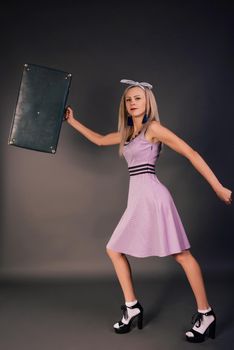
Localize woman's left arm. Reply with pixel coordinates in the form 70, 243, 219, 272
150, 121, 232, 205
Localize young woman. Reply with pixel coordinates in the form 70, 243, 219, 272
64, 79, 232, 343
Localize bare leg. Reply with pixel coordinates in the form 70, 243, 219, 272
106, 248, 137, 302
172, 249, 210, 309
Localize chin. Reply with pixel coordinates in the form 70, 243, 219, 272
131, 111, 144, 117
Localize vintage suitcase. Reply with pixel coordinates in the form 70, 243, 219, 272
8, 63, 72, 154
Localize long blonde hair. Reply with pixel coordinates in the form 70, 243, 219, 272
118, 86, 163, 157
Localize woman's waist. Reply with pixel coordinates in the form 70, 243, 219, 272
128, 162, 156, 177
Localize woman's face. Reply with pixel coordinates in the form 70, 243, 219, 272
125, 86, 146, 118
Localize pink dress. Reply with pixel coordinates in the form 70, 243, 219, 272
106, 124, 191, 257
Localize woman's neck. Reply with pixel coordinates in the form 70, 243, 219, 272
132, 115, 145, 133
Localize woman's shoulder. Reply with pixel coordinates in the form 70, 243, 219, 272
147, 119, 164, 133
145, 120, 162, 143
149, 119, 161, 127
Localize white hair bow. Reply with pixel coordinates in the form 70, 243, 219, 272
120, 79, 153, 90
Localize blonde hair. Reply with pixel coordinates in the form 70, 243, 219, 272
118, 86, 163, 157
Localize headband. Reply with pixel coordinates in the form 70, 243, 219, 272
120, 79, 153, 90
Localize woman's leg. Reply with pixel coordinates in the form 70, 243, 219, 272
106, 248, 137, 302
172, 249, 210, 309
106, 248, 144, 333
173, 249, 217, 342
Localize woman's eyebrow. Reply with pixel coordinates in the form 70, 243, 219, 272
126, 95, 141, 98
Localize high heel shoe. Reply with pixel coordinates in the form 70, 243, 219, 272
113, 301, 144, 334
185, 307, 216, 343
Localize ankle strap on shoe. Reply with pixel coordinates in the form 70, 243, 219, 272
191, 309, 214, 327
121, 301, 142, 319
201, 309, 214, 316
126, 301, 142, 310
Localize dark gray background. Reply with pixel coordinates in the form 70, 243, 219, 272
0, 1, 233, 349
1, 0, 233, 278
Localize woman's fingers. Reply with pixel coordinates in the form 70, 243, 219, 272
63, 106, 75, 124
228, 191, 232, 204
216, 186, 232, 205
223, 188, 232, 205
64, 106, 73, 120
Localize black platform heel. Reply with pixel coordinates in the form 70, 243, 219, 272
185, 308, 216, 343
114, 301, 144, 334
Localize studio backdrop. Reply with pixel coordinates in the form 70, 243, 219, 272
0, 0, 233, 280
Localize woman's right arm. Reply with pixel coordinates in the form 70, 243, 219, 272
64, 106, 121, 146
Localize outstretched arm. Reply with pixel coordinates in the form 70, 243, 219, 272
149, 121, 232, 205
64, 106, 120, 146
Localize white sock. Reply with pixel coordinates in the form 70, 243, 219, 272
198, 306, 212, 313
126, 300, 137, 307
186, 306, 215, 337
113, 300, 140, 329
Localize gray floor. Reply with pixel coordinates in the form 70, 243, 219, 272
0, 273, 233, 350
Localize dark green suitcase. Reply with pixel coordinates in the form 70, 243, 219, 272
8, 63, 72, 154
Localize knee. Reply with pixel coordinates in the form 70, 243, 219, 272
172, 249, 193, 265
106, 247, 123, 260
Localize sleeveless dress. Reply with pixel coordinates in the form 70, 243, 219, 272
106, 124, 191, 257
